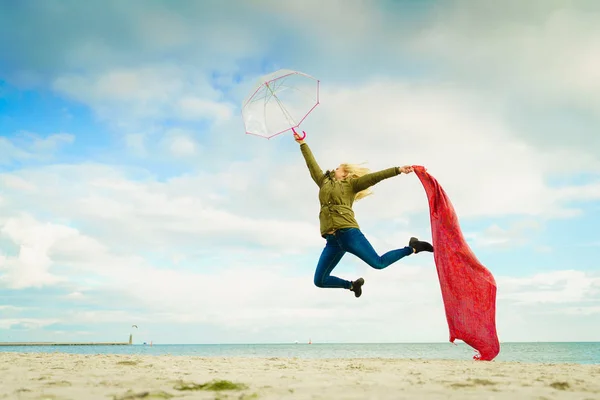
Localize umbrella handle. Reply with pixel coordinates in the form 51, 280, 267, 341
292, 127, 306, 140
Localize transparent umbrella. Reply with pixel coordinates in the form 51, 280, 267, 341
241, 69, 320, 140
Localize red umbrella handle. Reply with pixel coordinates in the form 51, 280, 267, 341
292, 127, 306, 140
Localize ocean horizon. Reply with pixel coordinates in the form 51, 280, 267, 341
1, 341, 598, 365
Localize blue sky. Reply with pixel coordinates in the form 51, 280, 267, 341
1, 0, 599, 345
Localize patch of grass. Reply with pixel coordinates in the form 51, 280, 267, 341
45, 380, 72, 387
470, 378, 496, 386
148, 392, 173, 399
173, 379, 248, 392
204, 380, 247, 391
550, 381, 570, 390
347, 363, 365, 370
450, 382, 474, 388
116, 360, 139, 366
113, 390, 174, 400
450, 378, 497, 389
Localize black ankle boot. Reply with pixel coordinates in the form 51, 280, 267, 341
409, 237, 434, 253
350, 278, 364, 298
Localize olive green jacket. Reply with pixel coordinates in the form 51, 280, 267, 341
300, 143, 400, 237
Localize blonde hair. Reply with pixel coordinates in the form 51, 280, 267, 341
340, 163, 372, 201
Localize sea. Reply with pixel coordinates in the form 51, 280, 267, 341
1, 342, 599, 364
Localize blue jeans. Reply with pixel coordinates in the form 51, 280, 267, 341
313, 228, 413, 289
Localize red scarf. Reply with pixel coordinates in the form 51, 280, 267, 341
413, 166, 500, 361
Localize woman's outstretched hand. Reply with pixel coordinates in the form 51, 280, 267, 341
398, 165, 414, 174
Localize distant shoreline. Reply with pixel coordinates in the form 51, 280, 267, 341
2, 341, 598, 345
0, 342, 130, 346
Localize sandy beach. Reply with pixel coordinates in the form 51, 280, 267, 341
1, 353, 599, 400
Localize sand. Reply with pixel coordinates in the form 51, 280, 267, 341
1, 353, 599, 400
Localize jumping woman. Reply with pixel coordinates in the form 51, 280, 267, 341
294, 131, 433, 298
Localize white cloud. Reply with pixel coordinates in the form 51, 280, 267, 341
0, 132, 74, 165
0, 138, 27, 164
0, 175, 36, 192
497, 270, 600, 305
0, 305, 25, 311
0, 163, 324, 262
176, 97, 233, 122
404, 0, 600, 120
0, 214, 73, 288
556, 183, 600, 203
52, 64, 235, 131
557, 306, 600, 316
168, 135, 197, 157
255, 0, 385, 51
131, 6, 192, 51
163, 128, 200, 157
29, 133, 75, 152
0, 318, 59, 330
466, 219, 542, 249
54, 65, 184, 104
124, 133, 147, 156
1, 211, 598, 343
1, 213, 333, 331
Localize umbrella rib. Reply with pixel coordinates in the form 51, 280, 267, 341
263, 85, 269, 134
267, 82, 296, 126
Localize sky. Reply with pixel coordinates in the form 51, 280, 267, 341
0, 0, 599, 346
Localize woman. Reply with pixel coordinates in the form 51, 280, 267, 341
295, 132, 433, 298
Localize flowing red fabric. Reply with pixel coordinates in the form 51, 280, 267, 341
413, 165, 500, 361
